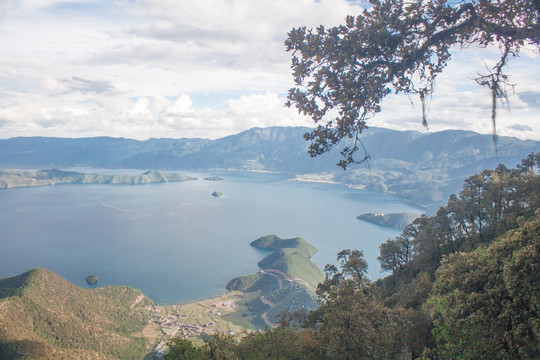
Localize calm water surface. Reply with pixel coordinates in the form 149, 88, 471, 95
0, 170, 420, 303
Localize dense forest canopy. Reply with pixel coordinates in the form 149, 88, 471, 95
165, 154, 539, 359
285, 0, 540, 168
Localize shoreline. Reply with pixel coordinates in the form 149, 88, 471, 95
0, 168, 196, 189
291, 173, 366, 190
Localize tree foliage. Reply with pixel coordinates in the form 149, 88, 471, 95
378, 153, 540, 280
375, 153, 540, 356
428, 212, 540, 359
377, 231, 414, 272
165, 339, 203, 360
315, 249, 369, 301
286, 0, 540, 168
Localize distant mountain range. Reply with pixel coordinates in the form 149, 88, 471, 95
1, 126, 538, 210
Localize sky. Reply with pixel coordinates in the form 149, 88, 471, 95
0, 0, 539, 141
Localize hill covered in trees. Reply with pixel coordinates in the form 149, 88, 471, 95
0, 269, 154, 359
164, 153, 540, 359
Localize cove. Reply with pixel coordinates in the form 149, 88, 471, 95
0, 170, 420, 304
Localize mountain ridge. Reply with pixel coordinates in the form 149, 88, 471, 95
0, 268, 153, 359
1, 126, 538, 210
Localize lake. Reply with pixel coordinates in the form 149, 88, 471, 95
0, 170, 421, 304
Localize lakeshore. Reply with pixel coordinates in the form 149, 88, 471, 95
291, 173, 366, 190
0, 170, 413, 303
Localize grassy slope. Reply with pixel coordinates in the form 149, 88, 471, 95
257, 248, 324, 289
0, 269, 153, 360
250, 234, 318, 256
251, 235, 323, 289
226, 235, 325, 328
226, 273, 278, 293
229, 235, 324, 292
265, 282, 319, 320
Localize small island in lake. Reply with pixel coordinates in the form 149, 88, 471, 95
85, 274, 98, 285
204, 176, 224, 181
212, 191, 223, 197
356, 212, 421, 230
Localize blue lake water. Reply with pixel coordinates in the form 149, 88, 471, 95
0, 170, 420, 304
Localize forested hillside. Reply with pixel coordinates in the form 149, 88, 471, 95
165, 153, 540, 359
0, 269, 153, 359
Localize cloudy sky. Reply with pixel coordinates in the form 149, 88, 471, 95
0, 0, 539, 141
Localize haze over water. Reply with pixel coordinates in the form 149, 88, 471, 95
0, 170, 420, 304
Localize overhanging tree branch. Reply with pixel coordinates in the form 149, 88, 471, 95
286, 0, 540, 169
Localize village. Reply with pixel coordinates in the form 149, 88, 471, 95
145, 298, 241, 356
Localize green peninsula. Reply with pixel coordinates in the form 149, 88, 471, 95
0, 169, 196, 188
356, 211, 420, 230
226, 235, 324, 328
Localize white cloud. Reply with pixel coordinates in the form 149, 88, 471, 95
0, 90, 312, 139
5, 0, 101, 11
0, 0, 363, 139
0, 0, 538, 141
167, 95, 193, 114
